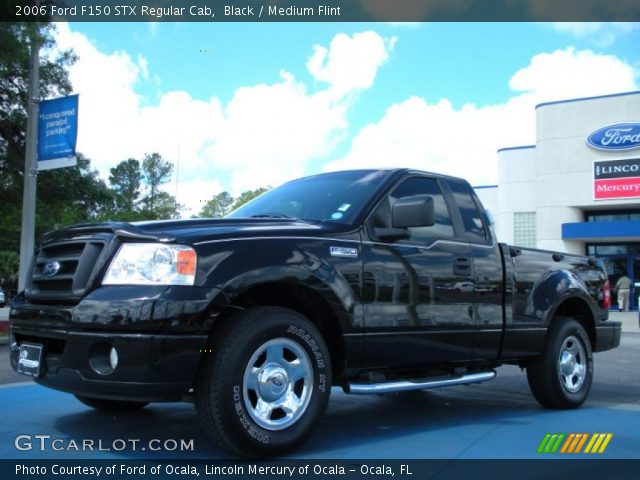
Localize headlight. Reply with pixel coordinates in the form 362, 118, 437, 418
102, 243, 197, 286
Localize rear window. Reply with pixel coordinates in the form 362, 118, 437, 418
447, 180, 488, 242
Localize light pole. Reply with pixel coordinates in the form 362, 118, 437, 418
18, 20, 40, 291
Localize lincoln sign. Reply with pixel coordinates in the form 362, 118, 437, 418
594, 158, 640, 200
587, 122, 640, 151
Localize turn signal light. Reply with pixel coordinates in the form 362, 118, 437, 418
177, 249, 197, 276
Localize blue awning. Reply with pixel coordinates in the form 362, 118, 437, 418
562, 221, 640, 241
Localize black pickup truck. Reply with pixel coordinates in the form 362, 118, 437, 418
10, 168, 620, 455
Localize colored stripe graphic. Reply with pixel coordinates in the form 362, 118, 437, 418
537, 434, 551, 453
539, 433, 612, 454
598, 434, 613, 453
575, 434, 589, 453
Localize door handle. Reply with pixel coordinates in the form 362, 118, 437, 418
453, 257, 472, 277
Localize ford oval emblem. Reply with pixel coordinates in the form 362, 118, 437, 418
587, 123, 640, 151
42, 261, 61, 277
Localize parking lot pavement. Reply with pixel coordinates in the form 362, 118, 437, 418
0, 331, 638, 460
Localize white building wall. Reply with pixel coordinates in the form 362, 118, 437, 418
495, 147, 537, 245
474, 186, 497, 218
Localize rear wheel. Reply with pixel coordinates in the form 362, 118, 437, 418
526, 317, 593, 409
195, 306, 332, 456
74, 395, 149, 412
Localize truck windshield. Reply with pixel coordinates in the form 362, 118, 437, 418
227, 170, 391, 224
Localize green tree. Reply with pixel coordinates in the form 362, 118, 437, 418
141, 152, 173, 216
138, 152, 181, 219
109, 158, 141, 216
200, 191, 234, 218
35, 153, 113, 233
231, 187, 270, 211
0, 250, 19, 295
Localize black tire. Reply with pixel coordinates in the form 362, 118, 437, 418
526, 317, 593, 409
195, 306, 332, 456
74, 395, 149, 412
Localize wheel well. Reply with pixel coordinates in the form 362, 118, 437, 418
551, 297, 596, 348
216, 282, 345, 376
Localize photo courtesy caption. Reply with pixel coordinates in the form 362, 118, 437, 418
16, 463, 413, 476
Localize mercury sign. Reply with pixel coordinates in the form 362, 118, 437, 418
586, 123, 640, 151
37, 94, 78, 170
593, 158, 640, 200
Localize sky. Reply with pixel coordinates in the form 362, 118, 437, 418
53, 22, 640, 216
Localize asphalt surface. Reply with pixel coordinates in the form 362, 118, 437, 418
0, 311, 637, 459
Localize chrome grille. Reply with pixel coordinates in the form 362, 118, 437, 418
27, 240, 106, 301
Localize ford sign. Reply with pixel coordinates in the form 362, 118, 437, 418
587, 123, 640, 151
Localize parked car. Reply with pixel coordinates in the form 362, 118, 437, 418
10, 168, 621, 456
0, 290, 5, 308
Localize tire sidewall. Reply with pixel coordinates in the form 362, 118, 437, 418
549, 320, 593, 406
218, 310, 331, 454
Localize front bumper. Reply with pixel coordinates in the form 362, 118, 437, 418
10, 327, 208, 402
594, 320, 622, 352
9, 285, 221, 402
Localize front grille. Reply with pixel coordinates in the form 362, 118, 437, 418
27, 239, 107, 301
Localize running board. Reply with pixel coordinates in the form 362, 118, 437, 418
343, 370, 496, 394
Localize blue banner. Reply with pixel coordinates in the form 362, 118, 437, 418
37, 94, 79, 170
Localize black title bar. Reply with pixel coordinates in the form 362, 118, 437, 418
4, 0, 640, 22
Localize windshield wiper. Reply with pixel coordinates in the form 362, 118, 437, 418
250, 213, 295, 219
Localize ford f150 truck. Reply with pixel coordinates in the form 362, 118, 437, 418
10, 168, 621, 456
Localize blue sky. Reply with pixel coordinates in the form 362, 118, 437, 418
57, 22, 640, 214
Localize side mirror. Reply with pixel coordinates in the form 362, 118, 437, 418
392, 195, 434, 228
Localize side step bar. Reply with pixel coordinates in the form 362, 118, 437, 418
343, 370, 496, 395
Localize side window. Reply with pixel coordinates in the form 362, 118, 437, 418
447, 180, 488, 242
388, 177, 454, 243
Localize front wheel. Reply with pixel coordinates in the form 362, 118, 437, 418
195, 306, 332, 456
526, 317, 593, 409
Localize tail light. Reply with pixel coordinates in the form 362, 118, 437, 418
601, 280, 611, 310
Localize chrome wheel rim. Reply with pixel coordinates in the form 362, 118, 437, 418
558, 335, 587, 393
242, 338, 313, 431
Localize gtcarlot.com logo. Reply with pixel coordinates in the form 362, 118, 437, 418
537, 433, 613, 454
14, 435, 194, 452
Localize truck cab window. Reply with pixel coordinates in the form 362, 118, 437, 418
382, 177, 454, 243
447, 180, 488, 242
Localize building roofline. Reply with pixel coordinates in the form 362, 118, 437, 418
536, 90, 640, 110
497, 145, 536, 153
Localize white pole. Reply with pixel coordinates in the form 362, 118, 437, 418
18, 20, 40, 292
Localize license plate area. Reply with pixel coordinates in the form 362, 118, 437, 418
17, 343, 43, 377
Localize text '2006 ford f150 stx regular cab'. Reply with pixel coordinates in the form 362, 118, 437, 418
10, 169, 621, 455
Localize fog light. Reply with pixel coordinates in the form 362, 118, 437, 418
109, 347, 118, 370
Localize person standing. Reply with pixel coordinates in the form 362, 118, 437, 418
614, 274, 632, 312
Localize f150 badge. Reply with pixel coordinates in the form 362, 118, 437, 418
330, 246, 358, 258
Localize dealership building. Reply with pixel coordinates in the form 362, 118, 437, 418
473, 90, 640, 308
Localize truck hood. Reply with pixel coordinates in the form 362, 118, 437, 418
41, 218, 354, 245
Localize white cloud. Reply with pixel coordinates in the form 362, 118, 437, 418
549, 22, 640, 46
306, 31, 396, 100
53, 26, 394, 216
326, 47, 639, 186
509, 47, 638, 100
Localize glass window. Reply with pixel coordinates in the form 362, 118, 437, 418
227, 170, 390, 224
447, 180, 488, 242
586, 211, 640, 222
513, 212, 537, 249
386, 177, 454, 243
